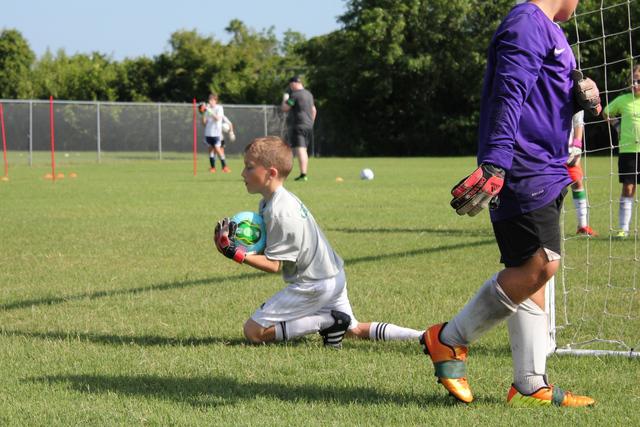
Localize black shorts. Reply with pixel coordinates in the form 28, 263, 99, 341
205, 136, 224, 147
289, 128, 313, 148
492, 192, 565, 268
618, 153, 640, 184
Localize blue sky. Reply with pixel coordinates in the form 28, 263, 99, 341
1, 0, 346, 60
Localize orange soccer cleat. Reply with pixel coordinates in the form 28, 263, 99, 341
420, 323, 473, 403
210, 167, 216, 173
577, 225, 598, 237
507, 384, 595, 407
222, 166, 231, 173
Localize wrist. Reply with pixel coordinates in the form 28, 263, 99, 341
481, 163, 505, 177
572, 138, 583, 149
232, 246, 246, 264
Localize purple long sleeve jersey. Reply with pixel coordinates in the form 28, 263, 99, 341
477, 3, 574, 222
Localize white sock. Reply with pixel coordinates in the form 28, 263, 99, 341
619, 197, 633, 232
369, 322, 422, 341
508, 298, 549, 394
572, 190, 588, 228
441, 274, 518, 347
274, 314, 334, 341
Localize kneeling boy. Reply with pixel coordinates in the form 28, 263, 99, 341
214, 136, 421, 348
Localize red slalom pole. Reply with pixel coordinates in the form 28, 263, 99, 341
0, 103, 8, 180
192, 98, 197, 176
49, 96, 56, 181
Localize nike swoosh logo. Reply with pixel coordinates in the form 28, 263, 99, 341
554, 48, 566, 56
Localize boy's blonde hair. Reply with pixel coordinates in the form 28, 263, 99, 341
244, 136, 293, 178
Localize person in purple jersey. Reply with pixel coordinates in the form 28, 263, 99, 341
420, 0, 601, 407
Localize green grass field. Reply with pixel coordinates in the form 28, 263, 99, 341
1, 156, 638, 426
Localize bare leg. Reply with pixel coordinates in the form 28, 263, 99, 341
295, 146, 308, 175
622, 182, 636, 198
497, 248, 559, 307
243, 319, 276, 344
347, 323, 370, 338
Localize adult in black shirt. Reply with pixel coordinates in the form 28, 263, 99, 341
281, 76, 316, 181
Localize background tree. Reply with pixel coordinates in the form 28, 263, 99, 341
1, 2, 638, 156
31, 50, 119, 100
0, 29, 35, 98
301, 0, 515, 156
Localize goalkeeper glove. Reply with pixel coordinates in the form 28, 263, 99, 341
571, 70, 602, 116
214, 218, 246, 264
450, 164, 505, 216
282, 93, 290, 103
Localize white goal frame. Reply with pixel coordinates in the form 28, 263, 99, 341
546, 278, 640, 358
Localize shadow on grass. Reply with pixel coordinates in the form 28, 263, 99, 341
346, 239, 494, 266
1, 329, 250, 347
1, 240, 493, 312
0, 272, 263, 312
1, 327, 511, 359
31, 373, 495, 407
329, 227, 494, 237
347, 339, 512, 358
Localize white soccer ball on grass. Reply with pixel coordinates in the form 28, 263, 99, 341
360, 168, 374, 180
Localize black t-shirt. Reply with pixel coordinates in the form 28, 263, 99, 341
286, 89, 314, 130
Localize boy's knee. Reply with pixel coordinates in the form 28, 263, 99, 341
243, 320, 266, 344
511, 253, 559, 292
537, 259, 559, 283
529, 261, 558, 291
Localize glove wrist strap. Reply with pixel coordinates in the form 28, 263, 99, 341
233, 247, 246, 264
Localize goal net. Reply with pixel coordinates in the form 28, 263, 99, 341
550, 0, 640, 357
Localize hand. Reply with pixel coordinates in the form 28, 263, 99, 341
282, 93, 290, 103
571, 70, 602, 116
567, 145, 582, 167
228, 130, 236, 143
450, 164, 505, 216
214, 218, 246, 263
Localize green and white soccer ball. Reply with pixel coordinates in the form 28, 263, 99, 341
231, 211, 266, 254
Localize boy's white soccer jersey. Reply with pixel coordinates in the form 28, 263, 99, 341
259, 186, 344, 283
204, 105, 224, 137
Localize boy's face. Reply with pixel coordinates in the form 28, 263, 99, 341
556, 0, 579, 22
633, 69, 640, 95
241, 154, 273, 194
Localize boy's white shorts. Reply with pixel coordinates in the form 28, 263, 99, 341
250, 269, 358, 329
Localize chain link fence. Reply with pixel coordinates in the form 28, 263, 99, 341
0, 100, 301, 165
